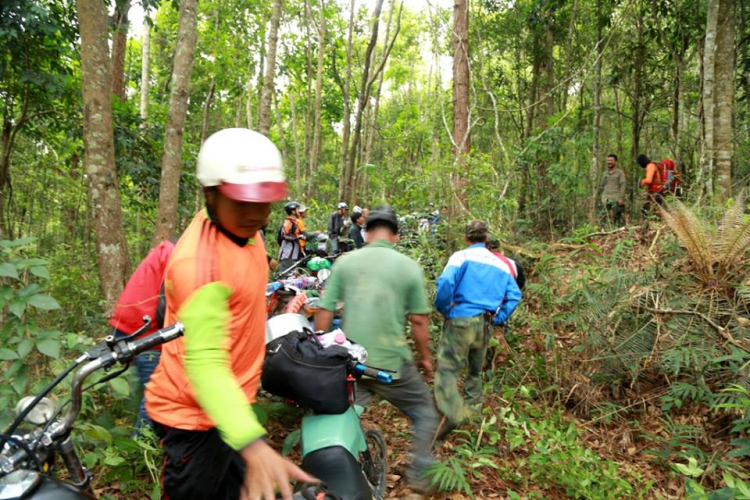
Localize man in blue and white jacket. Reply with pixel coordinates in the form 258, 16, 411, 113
433, 220, 522, 438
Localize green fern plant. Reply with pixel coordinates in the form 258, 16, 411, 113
427, 457, 473, 497
660, 191, 750, 287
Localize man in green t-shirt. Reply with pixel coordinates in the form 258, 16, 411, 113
315, 206, 439, 492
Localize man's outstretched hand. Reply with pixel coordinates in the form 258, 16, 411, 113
240, 439, 318, 500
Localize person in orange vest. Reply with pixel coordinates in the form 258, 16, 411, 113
637, 154, 664, 214
298, 205, 309, 253
145, 129, 315, 500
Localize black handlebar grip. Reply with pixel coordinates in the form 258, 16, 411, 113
127, 323, 184, 356
362, 366, 381, 379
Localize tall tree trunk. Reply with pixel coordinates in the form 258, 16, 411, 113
303, 0, 314, 165
336, 0, 356, 201
140, 25, 150, 119
632, 9, 645, 165
308, 0, 326, 196
152, 0, 198, 246
76, 0, 131, 305
111, 0, 131, 100
452, 0, 470, 212
342, 0, 399, 204
589, 0, 604, 223
364, 0, 396, 170
712, 0, 735, 200
258, 0, 284, 136
699, 0, 735, 200
561, 0, 579, 111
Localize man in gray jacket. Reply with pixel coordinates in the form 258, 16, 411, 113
601, 154, 626, 227
327, 202, 349, 254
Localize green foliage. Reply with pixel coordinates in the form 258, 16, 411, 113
429, 385, 642, 499
0, 237, 67, 427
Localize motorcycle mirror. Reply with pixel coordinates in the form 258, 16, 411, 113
15, 396, 58, 425
317, 269, 331, 282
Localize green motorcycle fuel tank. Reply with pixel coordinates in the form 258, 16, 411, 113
301, 405, 366, 457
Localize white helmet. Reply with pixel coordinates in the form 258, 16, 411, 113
337, 202, 348, 210
197, 128, 287, 202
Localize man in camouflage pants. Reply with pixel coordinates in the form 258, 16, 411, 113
433, 221, 522, 439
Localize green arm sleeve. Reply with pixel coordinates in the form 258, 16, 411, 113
179, 281, 266, 450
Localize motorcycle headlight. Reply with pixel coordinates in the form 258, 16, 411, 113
14, 397, 57, 426
0, 470, 41, 500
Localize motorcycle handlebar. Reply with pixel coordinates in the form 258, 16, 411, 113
1, 324, 185, 473
58, 323, 184, 438
353, 364, 393, 384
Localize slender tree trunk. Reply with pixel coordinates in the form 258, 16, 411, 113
274, 94, 289, 161
561, 0, 579, 111
256, 49, 265, 129
245, 59, 255, 129
200, 79, 216, 144
235, 95, 242, 127
76, 0, 131, 305
152, 0, 198, 246
452, 0, 470, 212
303, 0, 314, 164
589, 0, 604, 222
258, 0, 284, 136
111, 0, 131, 100
309, 0, 326, 193
671, 59, 683, 169
337, 0, 356, 201
632, 10, 645, 164
289, 92, 302, 196
140, 25, 150, 119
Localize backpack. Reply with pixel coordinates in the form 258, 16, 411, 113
658, 158, 681, 194
493, 252, 526, 290
277, 217, 299, 245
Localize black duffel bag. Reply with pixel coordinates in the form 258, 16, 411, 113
261, 330, 352, 414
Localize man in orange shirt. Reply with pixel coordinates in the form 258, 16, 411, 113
637, 153, 664, 214
145, 128, 315, 500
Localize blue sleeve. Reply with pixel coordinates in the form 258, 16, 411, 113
435, 265, 459, 316
493, 274, 522, 325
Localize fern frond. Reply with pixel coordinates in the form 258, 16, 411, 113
661, 200, 714, 283
716, 190, 750, 271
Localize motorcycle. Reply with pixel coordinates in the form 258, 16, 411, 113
267, 253, 340, 319
265, 314, 392, 500
0, 320, 184, 499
